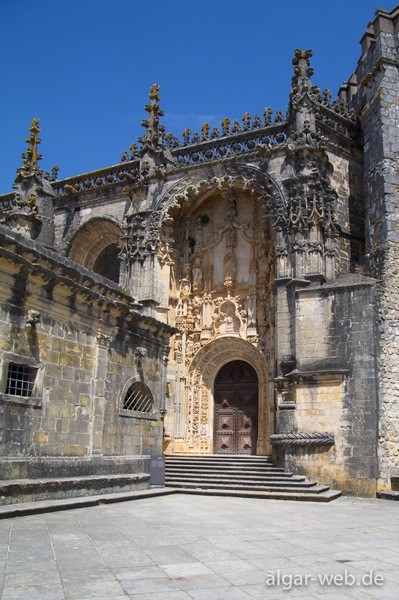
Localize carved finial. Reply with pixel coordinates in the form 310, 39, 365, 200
26, 118, 42, 170
252, 115, 262, 129
231, 120, 241, 134
289, 49, 323, 127
292, 49, 313, 82
201, 123, 210, 141
323, 89, 332, 105
149, 83, 160, 102
182, 128, 191, 145
17, 118, 43, 180
165, 133, 180, 148
263, 108, 272, 125
210, 126, 220, 139
221, 118, 230, 136
274, 109, 284, 123
130, 143, 139, 157
51, 165, 59, 181
6, 118, 56, 245
136, 84, 176, 177
242, 113, 251, 130
140, 83, 164, 135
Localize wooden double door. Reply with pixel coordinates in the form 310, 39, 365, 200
214, 360, 258, 455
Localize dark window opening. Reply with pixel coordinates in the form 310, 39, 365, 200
93, 244, 120, 283
5, 363, 37, 397
123, 382, 154, 413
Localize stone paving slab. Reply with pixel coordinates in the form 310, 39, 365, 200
0, 494, 398, 599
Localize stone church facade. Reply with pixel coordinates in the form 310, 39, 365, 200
0, 5, 398, 498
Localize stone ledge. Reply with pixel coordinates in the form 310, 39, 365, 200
0, 473, 150, 505
0, 454, 151, 479
0, 487, 177, 519
377, 491, 399, 501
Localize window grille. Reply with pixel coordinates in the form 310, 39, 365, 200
5, 363, 37, 397
123, 382, 154, 413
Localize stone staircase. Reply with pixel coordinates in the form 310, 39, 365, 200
165, 455, 342, 502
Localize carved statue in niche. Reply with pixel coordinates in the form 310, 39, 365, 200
180, 277, 191, 301
224, 195, 238, 227
173, 337, 183, 364
223, 249, 236, 289
222, 194, 239, 289
213, 299, 241, 336
191, 296, 202, 330
177, 262, 191, 318
191, 254, 203, 292
203, 264, 213, 291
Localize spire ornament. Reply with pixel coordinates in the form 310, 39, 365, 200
16, 117, 43, 182
1, 118, 55, 246
137, 83, 176, 179
287, 49, 323, 135
292, 49, 314, 94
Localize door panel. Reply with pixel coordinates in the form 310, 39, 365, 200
214, 361, 258, 455
214, 390, 236, 453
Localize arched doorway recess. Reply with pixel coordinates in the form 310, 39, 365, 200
183, 336, 272, 455
214, 360, 258, 455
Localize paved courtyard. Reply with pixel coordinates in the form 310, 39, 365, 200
0, 494, 398, 599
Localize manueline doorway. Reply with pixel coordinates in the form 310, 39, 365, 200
213, 360, 258, 454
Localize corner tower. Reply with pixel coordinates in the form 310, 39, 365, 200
341, 5, 399, 491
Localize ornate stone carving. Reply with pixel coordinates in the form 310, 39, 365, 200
1, 118, 56, 245
270, 432, 335, 447
26, 310, 41, 327
166, 174, 276, 454
134, 346, 148, 359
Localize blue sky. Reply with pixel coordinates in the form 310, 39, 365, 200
0, 0, 389, 193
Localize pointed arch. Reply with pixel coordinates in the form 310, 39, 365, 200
156, 163, 287, 226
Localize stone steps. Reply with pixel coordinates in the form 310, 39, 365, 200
166, 471, 305, 482
177, 487, 342, 502
166, 463, 285, 473
168, 480, 329, 493
165, 455, 342, 502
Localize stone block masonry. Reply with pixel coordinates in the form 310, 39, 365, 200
0, 224, 174, 484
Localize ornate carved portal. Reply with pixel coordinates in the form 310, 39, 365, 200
165, 183, 275, 455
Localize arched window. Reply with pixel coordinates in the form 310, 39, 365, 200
67, 219, 122, 280
93, 244, 120, 283
123, 382, 154, 413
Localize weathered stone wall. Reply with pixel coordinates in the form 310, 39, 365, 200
53, 188, 127, 254
328, 152, 365, 274
0, 225, 171, 480
102, 342, 164, 456
276, 277, 378, 496
349, 7, 399, 490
